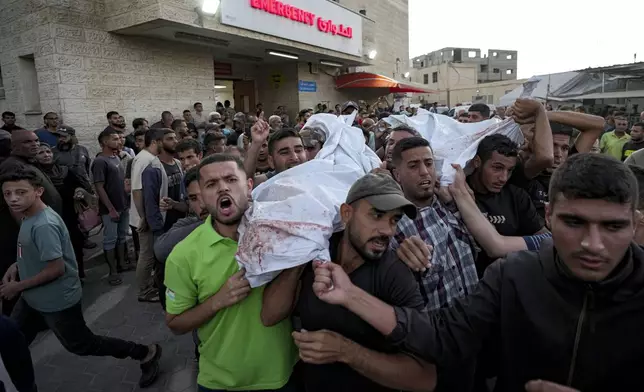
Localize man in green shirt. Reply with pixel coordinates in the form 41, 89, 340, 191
600, 115, 631, 160
164, 153, 297, 392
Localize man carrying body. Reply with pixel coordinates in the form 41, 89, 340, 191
261, 173, 435, 392
312, 153, 644, 392
245, 125, 307, 188
164, 154, 297, 391
467, 104, 491, 123
467, 134, 545, 276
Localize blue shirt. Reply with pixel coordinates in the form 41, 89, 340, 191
17, 207, 81, 312
35, 129, 58, 147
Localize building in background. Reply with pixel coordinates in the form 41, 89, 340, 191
412, 47, 518, 83
0, 0, 413, 147
408, 47, 520, 107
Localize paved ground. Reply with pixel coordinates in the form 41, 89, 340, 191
30, 245, 198, 392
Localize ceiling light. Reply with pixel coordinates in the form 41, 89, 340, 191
368, 50, 377, 60
214, 85, 226, 89
320, 60, 343, 67
403, 72, 410, 78
268, 50, 299, 60
201, 0, 220, 15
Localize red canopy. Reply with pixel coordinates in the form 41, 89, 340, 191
335, 72, 436, 94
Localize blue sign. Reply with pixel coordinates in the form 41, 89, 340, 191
298, 80, 317, 92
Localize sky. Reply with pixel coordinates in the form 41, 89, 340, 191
408, 0, 643, 79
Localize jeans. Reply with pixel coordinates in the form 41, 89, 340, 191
136, 230, 157, 297
197, 377, 299, 392
0, 315, 37, 392
11, 298, 148, 361
101, 209, 129, 251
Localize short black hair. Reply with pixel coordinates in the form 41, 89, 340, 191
171, 119, 185, 132
550, 121, 574, 137
469, 103, 491, 118
224, 100, 231, 107
392, 137, 431, 165
43, 112, 57, 121
0, 167, 44, 189
550, 153, 638, 212
133, 129, 147, 138
197, 153, 245, 181
390, 125, 420, 137
183, 110, 191, 114
106, 111, 119, 119
177, 138, 201, 155
161, 111, 172, 118
183, 166, 199, 189
144, 128, 167, 147
2, 111, 15, 118
132, 118, 147, 129
98, 127, 118, 145
476, 134, 519, 163
633, 122, 644, 129
203, 132, 226, 147
268, 128, 302, 155
194, 102, 202, 108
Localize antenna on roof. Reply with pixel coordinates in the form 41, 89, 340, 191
635, 53, 637, 63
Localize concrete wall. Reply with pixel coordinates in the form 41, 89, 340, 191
414, 79, 526, 107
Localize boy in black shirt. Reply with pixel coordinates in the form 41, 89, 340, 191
467, 134, 545, 276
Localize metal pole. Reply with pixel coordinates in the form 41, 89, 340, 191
601, 72, 605, 93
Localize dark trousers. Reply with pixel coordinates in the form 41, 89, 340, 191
66, 218, 85, 278
0, 315, 37, 392
154, 260, 166, 311
11, 298, 148, 361
130, 225, 140, 262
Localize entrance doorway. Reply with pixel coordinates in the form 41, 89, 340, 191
233, 80, 256, 113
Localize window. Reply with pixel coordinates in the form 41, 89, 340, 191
432, 72, 438, 83
451, 50, 454, 56
492, 52, 498, 57
0, 66, 4, 100
18, 55, 41, 113
493, 68, 500, 73
421, 61, 424, 67
440, 52, 443, 56
506, 54, 513, 60
468, 51, 477, 58
506, 69, 514, 75
480, 64, 488, 72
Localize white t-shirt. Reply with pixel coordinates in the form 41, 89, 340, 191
129, 149, 157, 228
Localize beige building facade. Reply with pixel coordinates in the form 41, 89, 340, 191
409, 62, 525, 107
0, 0, 409, 147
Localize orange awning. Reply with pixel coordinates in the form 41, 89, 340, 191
335, 72, 437, 94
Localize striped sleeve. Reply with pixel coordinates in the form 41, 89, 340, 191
523, 233, 553, 251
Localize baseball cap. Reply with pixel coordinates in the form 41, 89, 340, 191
346, 173, 417, 219
299, 127, 326, 148
55, 126, 76, 136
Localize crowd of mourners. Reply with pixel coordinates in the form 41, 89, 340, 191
1, 96, 644, 392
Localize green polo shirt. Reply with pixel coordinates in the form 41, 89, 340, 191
600, 131, 631, 161
164, 216, 297, 390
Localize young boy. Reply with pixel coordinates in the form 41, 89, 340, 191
0, 168, 162, 388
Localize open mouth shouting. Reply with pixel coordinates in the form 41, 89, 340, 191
218, 195, 235, 217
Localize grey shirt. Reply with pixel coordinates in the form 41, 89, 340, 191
91, 155, 126, 215
17, 207, 82, 312
153, 215, 202, 264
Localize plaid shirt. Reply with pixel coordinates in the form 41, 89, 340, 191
391, 197, 479, 311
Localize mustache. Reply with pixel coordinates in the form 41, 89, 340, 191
369, 236, 390, 244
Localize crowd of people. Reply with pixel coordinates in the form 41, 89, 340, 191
1, 97, 644, 392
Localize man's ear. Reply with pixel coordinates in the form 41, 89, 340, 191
340, 203, 353, 226
472, 156, 481, 170
392, 167, 401, 183
545, 201, 552, 229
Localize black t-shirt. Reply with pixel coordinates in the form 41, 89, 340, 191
622, 140, 644, 161
294, 231, 424, 392
91, 155, 126, 215
470, 182, 544, 276
162, 161, 184, 232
